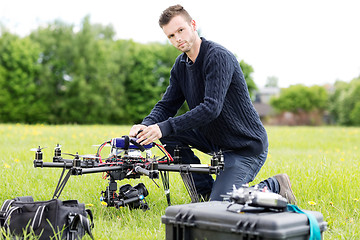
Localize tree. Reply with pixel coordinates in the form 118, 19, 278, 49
239, 60, 257, 99
0, 16, 259, 124
122, 42, 179, 123
329, 78, 360, 125
29, 20, 77, 123
265, 76, 279, 88
270, 84, 328, 113
350, 102, 360, 126
0, 32, 46, 123
30, 16, 124, 124
60, 16, 122, 124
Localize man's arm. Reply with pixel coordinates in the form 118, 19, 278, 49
131, 50, 236, 144
154, 50, 235, 137
129, 64, 184, 143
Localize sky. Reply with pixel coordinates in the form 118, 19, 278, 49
1, 0, 360, 88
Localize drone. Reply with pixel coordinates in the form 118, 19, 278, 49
223, 184, 288, 212
33, 136, 224, 210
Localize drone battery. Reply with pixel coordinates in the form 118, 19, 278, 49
162, 201, 327, 240
111, 137, 152, 149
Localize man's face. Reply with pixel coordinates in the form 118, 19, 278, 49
162, 15, 197, 53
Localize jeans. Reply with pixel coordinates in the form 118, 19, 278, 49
160, 129, 279, 201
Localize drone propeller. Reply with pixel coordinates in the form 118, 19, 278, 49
30, 146, 47, 152
81, 154, 100, 159
32, 146, 47, 161
62, 152, 100, 159
62, 152, 81, 158
54, 144, 62, 149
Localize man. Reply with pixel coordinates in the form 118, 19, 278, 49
129, 4, 296, 203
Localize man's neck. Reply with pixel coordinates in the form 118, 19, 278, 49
186, 36, 202, 63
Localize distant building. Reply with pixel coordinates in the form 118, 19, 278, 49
253, 87, 280, 120
254, 87, 280, 104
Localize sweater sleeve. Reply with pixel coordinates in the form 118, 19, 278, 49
157, 49, 235, 137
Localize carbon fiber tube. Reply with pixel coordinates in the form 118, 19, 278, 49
158, 164, 219, 174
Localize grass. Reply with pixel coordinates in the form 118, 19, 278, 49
0, 124, 359, 239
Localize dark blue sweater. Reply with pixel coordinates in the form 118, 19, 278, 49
142, 38, 268, 156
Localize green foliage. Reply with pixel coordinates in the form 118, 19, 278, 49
240, 60, 257, 99
350, 102, 360, 125
28, 17, 125, 124
29, 19, 77, 123
329, 78, 360, 126
270, 84, 328, 113
0, 32, 46, 123
265, 76, 279, 88
122, 42, 179, 123
0, 17, 256, 124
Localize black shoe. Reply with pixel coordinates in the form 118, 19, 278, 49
274, 174, 297, 205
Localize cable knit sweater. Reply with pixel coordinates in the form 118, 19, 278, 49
142, 38, 268, 157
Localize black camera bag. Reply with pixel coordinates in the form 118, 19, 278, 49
0, 196, 94, 240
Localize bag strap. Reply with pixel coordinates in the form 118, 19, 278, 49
1, 197, 35, 226
3, 204, 47, 231
3, 206, 20, 229
31, 205, 47, 230
85, 209, 94, 229
1, 199, 15, 212
68, 210, 94, 240
0, 199, 14, 226
1, 196, 34, 213
287, 204, 321, 240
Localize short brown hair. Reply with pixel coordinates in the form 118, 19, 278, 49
158, 4, 192, 28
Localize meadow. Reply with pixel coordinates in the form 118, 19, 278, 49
0, 124, 359, 239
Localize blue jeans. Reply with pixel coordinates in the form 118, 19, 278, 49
160, 129, 279, 201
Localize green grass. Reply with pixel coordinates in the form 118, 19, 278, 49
0, 124, 359, 239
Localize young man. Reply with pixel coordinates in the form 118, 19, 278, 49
129, 4, 296, 203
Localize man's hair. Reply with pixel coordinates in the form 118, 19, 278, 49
158, 4, 192, 28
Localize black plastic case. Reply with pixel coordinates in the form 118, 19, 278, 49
162, 201, 327, 240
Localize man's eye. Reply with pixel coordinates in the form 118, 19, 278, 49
179, 29, 183, 32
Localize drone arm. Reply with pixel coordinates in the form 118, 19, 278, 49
158, 164, 220, 174
34, 161, 73, 169
79, 166, 123, 175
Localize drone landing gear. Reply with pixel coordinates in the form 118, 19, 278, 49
52, 166, 73, 199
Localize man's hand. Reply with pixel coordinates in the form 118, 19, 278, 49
129, 124, 147, 137
136, 124, 162, 145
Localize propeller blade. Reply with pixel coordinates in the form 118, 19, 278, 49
30, 146, 47, 151
54, 144, 62, 149
81, 154, 100, 159
62, 152, 78, 157
62, 152, 99, 159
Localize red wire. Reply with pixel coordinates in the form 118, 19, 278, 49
97, 140, 111, 163
154, 143, 174, 163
